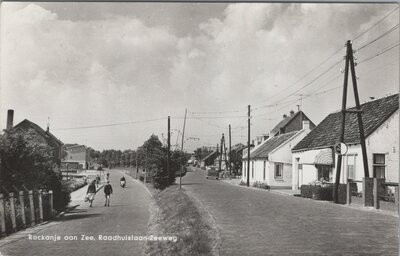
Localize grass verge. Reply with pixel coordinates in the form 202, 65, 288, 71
144, 185, 220, 256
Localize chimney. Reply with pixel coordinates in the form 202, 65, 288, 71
302, 120, 310, 131
283, 114, 287, 119
6, 109, 14, 130
290, 110, 295, 116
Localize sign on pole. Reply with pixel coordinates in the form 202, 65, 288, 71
335, 142, 348, 156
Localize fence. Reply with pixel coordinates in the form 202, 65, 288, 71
346, 178, 399, 214
0, 190, 53, 237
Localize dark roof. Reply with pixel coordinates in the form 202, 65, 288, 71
202, 151, 218, 161
14, 119, 63, 146
245, 131, 298, 159
293, 94, 399, 152
270, 111, 314, 135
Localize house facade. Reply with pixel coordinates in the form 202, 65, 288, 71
62, 144, 92, 170
291, 94, 399, 190
242, 120, 313, 188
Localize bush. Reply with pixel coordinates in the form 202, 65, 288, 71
300, 184, 333, 201
62, 178, 87, 193
253, 181, 270, 190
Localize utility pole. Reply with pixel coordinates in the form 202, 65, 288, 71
167, 116, 171, 185
219, 134, 223, 172
229, 124, 232, 175
224, 137, 227, 174
179, 109, 187, 190
136, 150, 138, 179
247, 105, 251, 187
333, 40, 369, 203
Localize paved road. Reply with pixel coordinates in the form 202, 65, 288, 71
183, 169, 399, 256
0, 170, 152, 256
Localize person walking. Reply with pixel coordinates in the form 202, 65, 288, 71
104, 180, 113, 207
86, 180, 97, 207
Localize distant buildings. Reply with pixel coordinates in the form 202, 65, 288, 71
61, 144, 93, 170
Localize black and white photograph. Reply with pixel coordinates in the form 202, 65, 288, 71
0, 1, 398, 255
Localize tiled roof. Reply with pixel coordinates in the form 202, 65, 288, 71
292, 94, 399, 151
202, 151, 218, 161
270, 111, 315, 135
245, 131, 298, 160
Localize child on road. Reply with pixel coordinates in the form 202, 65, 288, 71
86, 180, 97, 207
104, 180, 113, 207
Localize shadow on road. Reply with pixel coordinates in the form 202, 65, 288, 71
59, 213, 102, 222
183, 182, 202, 186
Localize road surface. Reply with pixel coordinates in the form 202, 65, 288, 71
0, 170, 152, 256
183, 168, 398, 256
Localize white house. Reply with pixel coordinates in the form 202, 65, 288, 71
291, 94, 399, 190
242, 120, 313, 188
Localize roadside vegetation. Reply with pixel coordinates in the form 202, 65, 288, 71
144, 186, 220, 256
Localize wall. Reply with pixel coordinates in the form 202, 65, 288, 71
268, 162, 292, 188
366, 111, 399, 183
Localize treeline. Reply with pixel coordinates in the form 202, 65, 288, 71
91, 134, 191, 190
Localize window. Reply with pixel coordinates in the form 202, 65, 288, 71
317, 165, 331, 181
347, 155, 356, 180
274, 163, 283, 179
263, 161, 266, 180
244, 161, 246, 177
251, 161, 254, 178
373, 154, 385, 178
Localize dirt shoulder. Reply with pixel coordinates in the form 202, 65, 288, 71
144, 184, 220, 256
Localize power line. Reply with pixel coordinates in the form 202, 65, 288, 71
353, 6, 399, 41
54, 117, 166, 131
358, 41, 399, 64
356, 23, 399, 51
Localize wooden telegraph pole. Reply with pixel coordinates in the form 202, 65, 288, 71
229, 124, 232, 175
333, 40, 369, 203
167, 116, 171, 184
219, 134, 223, 172
247, 105, 251, 187
179, 109, 187, 190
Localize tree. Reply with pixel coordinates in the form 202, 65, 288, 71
229, 144, 245, 175
0, 129, 70, 211
194, 147, 213, 161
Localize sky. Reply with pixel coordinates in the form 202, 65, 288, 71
1, 2, 398, 152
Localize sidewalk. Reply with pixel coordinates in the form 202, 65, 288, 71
69, 182, 104, 207
221, 178, 398, 216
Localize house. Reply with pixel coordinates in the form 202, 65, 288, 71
242, 119, 313, 188
200, 150, 219, 168
291, 94, 399, 190
61, 144, 92, 170
11, 114, 64, 168
270, 110, 316, 137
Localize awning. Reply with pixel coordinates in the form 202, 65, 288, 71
297, 148, 333, 165
314, 148, 333, 165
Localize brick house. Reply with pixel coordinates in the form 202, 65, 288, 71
291, 94, 399, 190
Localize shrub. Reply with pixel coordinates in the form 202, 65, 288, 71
300, 184, 333, 201
252, 181, 270, 190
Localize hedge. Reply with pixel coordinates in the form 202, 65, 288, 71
300, 183, 349, 204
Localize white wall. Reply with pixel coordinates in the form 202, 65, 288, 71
366, 111, 399, 183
